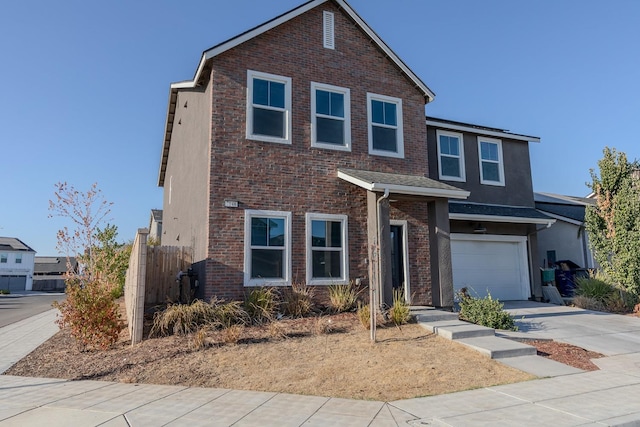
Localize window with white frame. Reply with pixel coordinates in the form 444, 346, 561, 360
367, 93, 403, 158
244, 210, 291, 286
311, 82, 350, 150
246, 70, 292, 144
436, 130, 465, 181
478, 137, 505, 186
0, 253, 6, 263
15, 254, 22, 264
306, 213, 348, 285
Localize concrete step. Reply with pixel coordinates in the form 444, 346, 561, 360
419, 320, 495, 340
456, 336, 537, 359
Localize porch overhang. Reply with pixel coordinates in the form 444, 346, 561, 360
449, 202, 556, 226
337, 168, 470, 199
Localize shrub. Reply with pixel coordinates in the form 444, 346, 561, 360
574, 274, 614, 304
328, 281, 360, 313
0, 289, 9, 295
150, 299, 216, 337
244, 287, 278, 324
281, 283, 315, 317
457, 291, 516, 331
53, 279, 124, 350
388, 290, 411, 327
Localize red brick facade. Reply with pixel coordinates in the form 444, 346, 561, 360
169, 3, 436, 304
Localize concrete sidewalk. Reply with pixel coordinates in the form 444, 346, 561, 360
1, 303, 640, 426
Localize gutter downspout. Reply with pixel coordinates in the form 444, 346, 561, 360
370, 188, 389, 342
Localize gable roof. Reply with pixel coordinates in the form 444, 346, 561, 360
0, 237, 35, 252
159, 0, 435, 186
534, 192, 595, 224
426, 116, 540, 143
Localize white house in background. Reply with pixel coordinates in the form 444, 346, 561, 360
0, 237, 36, 291
534, 192, 597, 269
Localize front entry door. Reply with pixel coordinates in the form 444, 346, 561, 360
390, 225, 405, 296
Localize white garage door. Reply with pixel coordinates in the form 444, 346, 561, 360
451, 234, 530, 301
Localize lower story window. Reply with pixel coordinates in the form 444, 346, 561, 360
244, 210, 291, 286
306, 213, 348, 285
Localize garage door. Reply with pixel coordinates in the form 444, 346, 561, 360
451, 234, 530, 301
0, 275, 27, 292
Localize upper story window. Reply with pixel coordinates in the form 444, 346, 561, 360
15, 254, 22, 264
311, 82, 351, 151
367, 93, 404, 158
478, 137, 505, 186
244, 209, 291, 286
306, 213, 349, 285
0, 254, 6, 263
436, 130, 465, 182
246, 70, 292, 144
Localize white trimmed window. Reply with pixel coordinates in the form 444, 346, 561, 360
15, 254, 22, 264
246, 70, 292, 144
367, 93, 404, 158
244, 210, 292, 286
306, 213, 348, 285
437, 130, 465, 182
0, 254, 6, 263
478, 137, 505, 186
311, 82, 351, 151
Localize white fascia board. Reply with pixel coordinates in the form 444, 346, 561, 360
200, 0, 327, 71
427, 120, 540, 143
449, 212, 555, 225
337, 171, 470, 199
535, 210, 583, 226
335, 0, 434, 102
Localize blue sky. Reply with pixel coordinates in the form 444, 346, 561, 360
1, 0, 639, 255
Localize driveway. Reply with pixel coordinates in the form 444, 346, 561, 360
0, 292, 64, 328
503, 300, 640, 356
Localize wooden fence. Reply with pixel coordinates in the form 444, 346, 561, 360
125, 228, 193, 345
145, 246, 193, 305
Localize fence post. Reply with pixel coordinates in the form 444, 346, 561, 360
125, 228, 148, 345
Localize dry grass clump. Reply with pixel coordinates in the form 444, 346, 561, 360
150, 300, 216, 337
388, 290, 412, 327
328, 281, 361, 312
244, 287, 278, 323
281, 283, 315, 317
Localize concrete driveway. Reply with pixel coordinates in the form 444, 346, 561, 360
0, 292, 64, 328
503, 301, 640, 357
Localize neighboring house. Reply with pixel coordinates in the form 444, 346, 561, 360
426, 118, 554, 301
0, 237, 36, 292
149, 209, 163, 244
534, 192, 597, 270
158, 0, 471, 308
32, 256, 78, 291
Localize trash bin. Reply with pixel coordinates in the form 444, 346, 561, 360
553, 260, 587, 297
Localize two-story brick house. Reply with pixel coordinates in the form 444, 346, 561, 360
158, 0, 471, 308
426, 117, 554, 301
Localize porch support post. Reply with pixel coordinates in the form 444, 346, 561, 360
367, 190, 393, 309
428, 198, 454, 308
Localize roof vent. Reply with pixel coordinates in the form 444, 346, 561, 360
323, 11, 335, 49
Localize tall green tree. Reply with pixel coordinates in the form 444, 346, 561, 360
585, 147, 640, 294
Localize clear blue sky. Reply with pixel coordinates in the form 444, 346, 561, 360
1, 0, 639, 256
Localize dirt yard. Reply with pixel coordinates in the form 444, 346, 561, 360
6, 308, 607, 401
